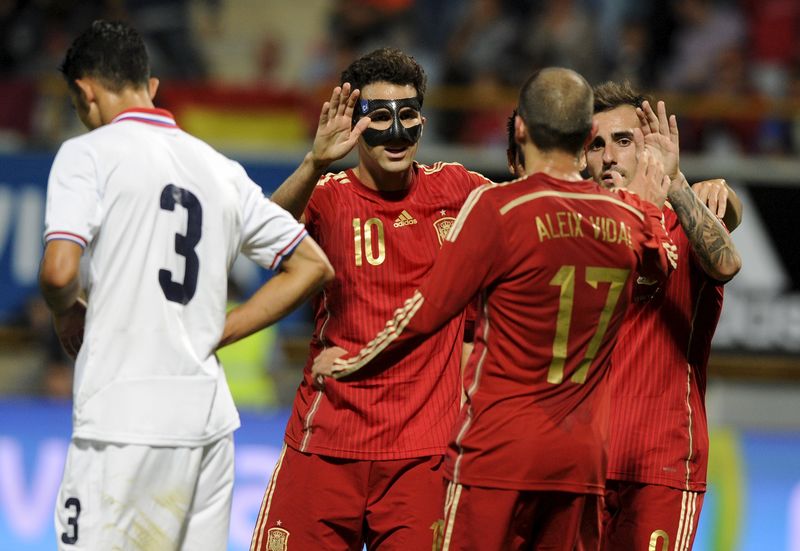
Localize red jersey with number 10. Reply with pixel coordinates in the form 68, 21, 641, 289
283, 162, 489, 459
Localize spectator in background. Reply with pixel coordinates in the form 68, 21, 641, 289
657, 0, 745, 93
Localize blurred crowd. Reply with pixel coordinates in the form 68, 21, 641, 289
0, 0, 799, 154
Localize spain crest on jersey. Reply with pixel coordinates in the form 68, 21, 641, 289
433, 216, 456, 246
267, 527, 290, 551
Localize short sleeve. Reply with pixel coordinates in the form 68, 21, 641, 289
235, 162, 308, 271
43, 138, 102, 248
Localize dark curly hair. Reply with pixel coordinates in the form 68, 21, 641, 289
341, 47, 427, 105
60, 20, 150, 94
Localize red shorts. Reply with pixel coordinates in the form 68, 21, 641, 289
602, 480, 705, 551
438, 481, 602, 551
250, 444, 445, 550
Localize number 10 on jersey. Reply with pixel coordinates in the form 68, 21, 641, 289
353, 218, 386, 266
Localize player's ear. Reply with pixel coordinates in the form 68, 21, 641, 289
73, 78, 95, 106
514, 115, 527, 145
584, 120, 598, 150
148, 77, 160, 101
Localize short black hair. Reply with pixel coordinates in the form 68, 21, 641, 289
60, 20, 150, 94
517, 68, 593, 154
593, 81, 650, 113
341, 47, 427, 106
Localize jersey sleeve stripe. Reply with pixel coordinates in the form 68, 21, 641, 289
446, 184, 494, 243
332, 290, 425, 377
499, 190, 646, 220
44, 231, 87, 248
269, 228, 308, 270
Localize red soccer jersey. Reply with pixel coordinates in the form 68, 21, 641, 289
330, 174, 676, 494
607, 205, 724, 492
283, 162, 489, 459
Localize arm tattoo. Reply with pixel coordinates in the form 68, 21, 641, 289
669, 184, 741, 281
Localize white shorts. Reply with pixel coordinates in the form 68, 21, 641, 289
54, 434, 234, 550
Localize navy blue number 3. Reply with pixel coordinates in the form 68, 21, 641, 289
159, 184, 202, 304
61, 497, 81, 544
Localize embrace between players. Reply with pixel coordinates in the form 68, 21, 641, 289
41, 21, 741, 551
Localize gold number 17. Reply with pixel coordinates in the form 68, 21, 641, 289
547, 266, 630, 384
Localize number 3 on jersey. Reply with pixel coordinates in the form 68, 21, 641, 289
353, 217, 385, 266
159, 184, 203, 304
547, 265, 630, 385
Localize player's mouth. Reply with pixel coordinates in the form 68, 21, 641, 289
601, 170, 622, 188
384, 145, 410, 160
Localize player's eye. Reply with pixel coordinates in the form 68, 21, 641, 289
618, 138, 632, 147
368, 110, 392, 122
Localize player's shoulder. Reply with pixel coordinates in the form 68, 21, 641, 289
418, 161, 490, 182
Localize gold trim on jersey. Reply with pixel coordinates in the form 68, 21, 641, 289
452, 291, 490, 484
682, 280, 706, 489
331, 291, 426, 377
499, 190, 647, 220
251, 444, 287, 551
446, 184, 495, 242
300, 391, 323, 452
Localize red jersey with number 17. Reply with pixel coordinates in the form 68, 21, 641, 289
331, 174, 677, 493
607, 205, 725, 492
283, 162, 490, 460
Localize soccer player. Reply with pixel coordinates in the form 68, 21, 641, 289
249, 47, 490, 550
312, 67, 677, 551
584, 81, 743, 551
39, 21, 333, 550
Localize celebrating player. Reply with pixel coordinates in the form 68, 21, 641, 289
39, 20, 333, 550
584, 81, 742, 550
313, 67, 677, 551
248, 47, 491, 550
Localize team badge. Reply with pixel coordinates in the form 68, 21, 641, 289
433, 216, 456, 246
266, 527, 290, 551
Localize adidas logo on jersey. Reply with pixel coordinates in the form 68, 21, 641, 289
393, 210, 418, 227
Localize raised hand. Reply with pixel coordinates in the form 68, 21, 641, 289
637, 100, 680, 180
309, 83, 371, 169
625, 127, 670, 208
691, 179, 728, 220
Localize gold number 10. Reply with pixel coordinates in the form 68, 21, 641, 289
547, 265, 630, 384
353, 218, 386, 267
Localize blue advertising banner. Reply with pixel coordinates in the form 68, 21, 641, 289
0, 399, 799, 550
0, 153, 296, 323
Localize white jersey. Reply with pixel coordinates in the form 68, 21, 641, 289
43, 108, 307, 446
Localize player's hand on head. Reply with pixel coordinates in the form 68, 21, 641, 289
310, 83, 370, 169
53, 299, 87, 360
637, 100, 680, 180
311, 346, 349, 388
691, 179, 728, 219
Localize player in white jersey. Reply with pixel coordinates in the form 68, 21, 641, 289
38, 20, 334, 550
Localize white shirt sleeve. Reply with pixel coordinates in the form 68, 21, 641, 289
43, 138, 102, 248
234, 162, 307, 270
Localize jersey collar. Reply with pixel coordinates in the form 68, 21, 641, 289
111, 108, 178, 128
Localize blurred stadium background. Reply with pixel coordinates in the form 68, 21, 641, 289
1, 0, 799, 549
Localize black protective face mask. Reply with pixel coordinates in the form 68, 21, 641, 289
356, 97, 423, 147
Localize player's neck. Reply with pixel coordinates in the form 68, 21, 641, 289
522, 147, 583, 182
102, 90, 157, 124
353, 163, 413, 192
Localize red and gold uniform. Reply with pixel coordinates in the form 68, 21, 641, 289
251, 162, 488, 550
603, 205, 724, 551
330, 174, 676, 550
